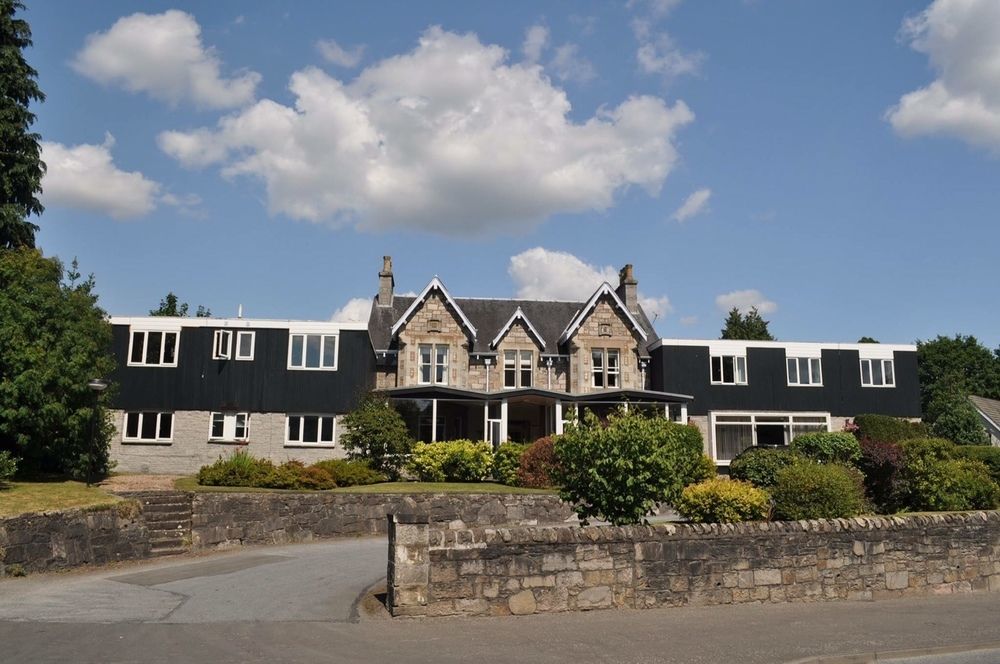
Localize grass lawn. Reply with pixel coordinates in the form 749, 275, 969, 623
0, 481, 121, 517
174, 476, 556, 495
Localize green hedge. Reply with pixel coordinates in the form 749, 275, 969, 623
492, 443, 528, 486
676, 478, 770, 523
197, 449, 384, 489
853, 414, 929, 443
407, 440, 494, 482
954, 446, 1000, 486
770, 461, 866, 520
729, 447, 798, 488
791, 431, 861, 465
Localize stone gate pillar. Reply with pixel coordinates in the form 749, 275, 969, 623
386, 513, 430, 616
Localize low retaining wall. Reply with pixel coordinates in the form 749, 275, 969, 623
0, 502, 150, 575
192, 492, 572, 549
387, 511, 1000, 617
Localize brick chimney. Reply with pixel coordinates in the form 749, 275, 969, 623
616, 263, 639, 315
378, 256, 394, 307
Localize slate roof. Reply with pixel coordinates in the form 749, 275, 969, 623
970, 395, 1000, 439
367, 290, 657, 356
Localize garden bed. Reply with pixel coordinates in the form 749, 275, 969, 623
174, 477, 556, 495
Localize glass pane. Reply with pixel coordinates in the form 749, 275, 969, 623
872, 360, 884, 386
787, 358, 798, 384
419, 346, 431, 382
130, 332, 145, 363
736, 357, 747, 383
521, 368, 532, 387
305, 335, 321, 368
235, 414, 247, 439
592, 350, 603, 370
146, 332, 162, 364
238, 333, 253, 358
715, 424, 753, 462
322, 335, 337, 367
163, 332, 177, 364
320, 417, 334, 442
291, 335, 304, 367
520, 350, 532, 366
288, 417, 300, 442
792, 424, 828, 439
504, 350, 516, 367
756, 415, 790, 423
436, 346, 448, 365
722, 356, 735, 383
883, 360, 894, 386
504, 367, 516, 388
793, 416, 828, 423
125, 412, 139, 438
711, 356, 722, 382
716, 415, 752, 423
140, 412, 157, 440
158, 413, 172, 439
607, 350, 619, 369
861, 360, 872, 385
436, 362, 447, 384
810, 358, 822, 384
593, 369, 604, 387
211, 413, 225, 438
607, 372, 618, 388
303, 416, 319, 443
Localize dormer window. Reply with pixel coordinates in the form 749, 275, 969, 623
504, 350, 533, 388
591, 348, 620, 388
419, 344, 449, 385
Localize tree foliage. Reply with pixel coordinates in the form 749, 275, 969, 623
916, 335, 1000, 436
857, 336, 879, 344
339, 393, 413, 479
150, 292, 211, 317
719, 307, 775, 341
0, 0, 45, 249
0, 249, 116, 478
929, 391, 989, 445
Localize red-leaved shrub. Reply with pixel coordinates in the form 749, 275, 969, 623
516, 436, 560, 488
857, 437, 904, 512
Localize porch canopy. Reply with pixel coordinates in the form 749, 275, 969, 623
382, 385, 692, 446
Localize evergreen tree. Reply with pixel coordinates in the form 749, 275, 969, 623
720, 307, 775, 341
0, 0, 45, 249
857, 336, 879, 343
150, 292, 211, 318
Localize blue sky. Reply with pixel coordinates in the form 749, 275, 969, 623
23, 0, 1000, 347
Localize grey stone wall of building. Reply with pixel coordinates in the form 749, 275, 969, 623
110, 410, 347, 474
389, 511, 1000, 617
0, 502, 150, 575
191, 492, 574, 549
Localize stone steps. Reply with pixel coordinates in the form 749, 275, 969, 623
129, 491, 193, 557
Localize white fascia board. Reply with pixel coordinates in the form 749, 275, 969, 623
558, 283, 647, 344
491, 307, 545, 350
649, 338, 917, 356
389, 277, 477, 339
110, 316, 368, 332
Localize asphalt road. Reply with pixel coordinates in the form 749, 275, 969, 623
3, 538, 1000, 664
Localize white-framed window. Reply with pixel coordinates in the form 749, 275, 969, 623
418, 344, 449, 385
235, 331, 255, 361
503, 349, 533, 388
213, 330, 233, 360
128, 330, 179, 367
861, 358, 895, 387
288, 333, 338, 370
285, 414, 336, 446
122, 411, 173, 443
712, 412, 830, 463
591, 349, 620, 388
209, 412, 249, 442
711, 355, 748, 385
787, 357, 823, 386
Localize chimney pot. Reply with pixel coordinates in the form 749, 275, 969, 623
616, 263, 639, 315
378, 255, 394, 307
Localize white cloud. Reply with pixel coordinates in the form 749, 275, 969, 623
508, 248, 671, 320
160, 192, 204, 217
41, 134, 161, 220
680, 315, 698, 326
330, 297, 372, 323
715, 289, 777, 315
550, 43, 596, 83
317, 38, 364, 68
159, 27, 694, 235
671, 187, 711, 222
72, 10, 260, 109
522, 24, 549, 63
886, 0, 1000, 150
629, 1, 702, 82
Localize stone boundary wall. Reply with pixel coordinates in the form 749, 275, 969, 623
0, 502, 150, 575
192, 492, 573, 549
388, 511, 1000, 617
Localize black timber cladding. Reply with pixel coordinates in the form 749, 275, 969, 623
109, 325, 375, 413
650, 344, 921, 418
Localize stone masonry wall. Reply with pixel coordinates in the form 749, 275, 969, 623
0, 502, 150, 575
569, 296, 647, 394
397, 291, 471, 389
389, 511, 1000, 617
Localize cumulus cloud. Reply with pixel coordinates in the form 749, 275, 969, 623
508, 248, 671, 320
158, 27, 694, 235
522, 24, 549, 63
680, 315, 698, 326
316, 38, 364, 68
671, 187, 711, 222
330, 297, 372, 323
41, 134, 161, 220
629, 0, 702, 81
72, 10, 260, 109
715, 289, 777, 315
886, 0, 1000, 150
550, 43, 596, 82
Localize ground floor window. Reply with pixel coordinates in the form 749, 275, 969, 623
210, 412, 249, 442
123, 411, 173, 443
712, 412, 829, 463
286, 414, 336, 446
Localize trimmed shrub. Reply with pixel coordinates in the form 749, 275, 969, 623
857, 438, 904, 512
0, 450, 17, 484
197, 448, 273, 487
729, 447, 798, 488
676, 478, 770, 523
553, 408, 705, 525
492, 443, 528, 486
407, 440, 494, 482
686, 454, 718, 486
517, 436, 560, 489
852, 414, 929, 444
310, 459, 386, 487
339, 393, 414, 479
954, 446, 1000, 486
898, 437, 955, 463
770, 461, 866, 520
899, 456, 1000, 511
791, 431, 861, 465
